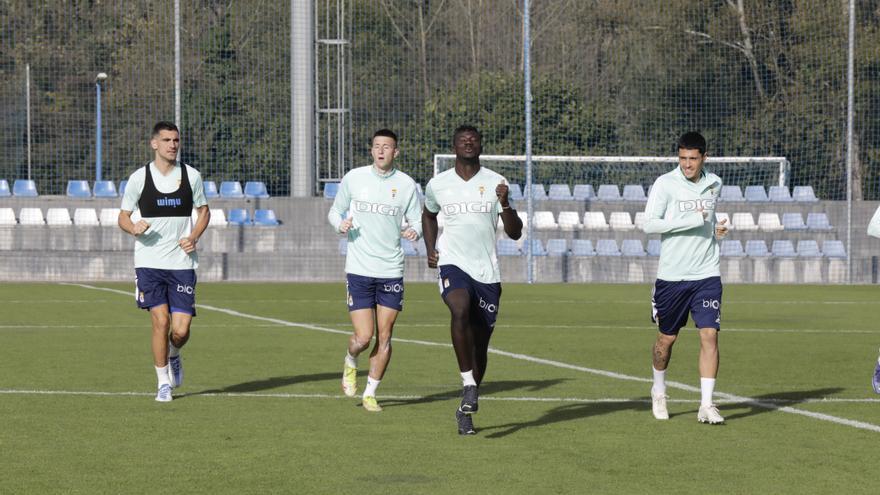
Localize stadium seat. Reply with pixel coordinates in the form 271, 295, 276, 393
528, 184, 548, 201
220, 181, 245, 199
204, 181, 219, 199
66, 180, 91, 198
595, 239, 621, 256
46, 208, 72, 226
745, 240, 770, 257
744, 185, 769, 202
822, 240, 846, 258
338, 238, 348, 256
0, 207, 17, 225
719, 185, 744, 202
731, 212, 758, 231
533, 211, 558, 229
118, 180, 128, 196
634, 211, 647, 230
557, 211, 581, 230
757, 213, 783, 232
99, 208, 120, 226
792, 185, 818, 202
516, 211, 529, 229
0, 179, 11, 197
772, 240, 797, 257
715, 212, 730, 227
720, 240, 745, 257
497, 238, 521, 256
609, 211, 635, 230
209, 208, 227, 226
546, 239, 568, 256
92, 180, 117, 198
507, 184, 524, 201
582, 211, 609, 230
622, 185, 647, 201
415, 240, 427, 256
646, 239, 661, 257
19, 207, 44, 225
782, 213, 807, 231
570, 239, 596, 256
523, 239, 548, 256
596, 185, 622, 201
402, 239, 418, 256
73, 208, 100, 226
768, 186, 793, 202
547, 184, 573, 201
806, 212, 833, 230
797, 240, 822, 258
13, 179, 38, 197
227, 208, 251, 225
323, 182, 340, 199
244, 181, 270, 199
572, 184, 595, 201
253, 209, 279, 226
621, 239, 646, 256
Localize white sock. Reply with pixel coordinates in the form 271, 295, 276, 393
168, 340, 180, 358
700, 377, 716, 407
460, 370, 477, 387
344, 352, 357, 369
364, 376, 380, 398
652, 367, 666, 395
155, 365, 171, 387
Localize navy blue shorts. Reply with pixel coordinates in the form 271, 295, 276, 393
346, 274, 404, 312
651, 276, 722, 335
438, 264, 502, 330
135, 268, 197, 316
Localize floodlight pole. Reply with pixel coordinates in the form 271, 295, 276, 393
95, 72, 108, 182
523, 0, 534, 284
26, 64, 31, 180
846, 0, 855, 283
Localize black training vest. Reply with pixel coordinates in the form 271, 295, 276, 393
137, 163, 193, 218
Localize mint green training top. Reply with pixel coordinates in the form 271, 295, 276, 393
327, 165, 423, 278
642, 166, 723, 281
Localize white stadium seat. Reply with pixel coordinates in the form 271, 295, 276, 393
757, 213, 783, 232
731, 212, 758, 231
608, 211, 635, 230
0, 207, 17, 225
100, 208, 121, 227
582, 211, 609, 230
19, 207, 45, 225
533, 211, 558, 229
46, 208, 72, 226
209, 208, 227, 226
73, 208, 100, 226
557, 211, 581, 230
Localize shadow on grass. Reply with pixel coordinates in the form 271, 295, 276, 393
189, 371, 343, 396
714, 387, 846, 422
379, 378, 570, 409
481, 399, 651, 439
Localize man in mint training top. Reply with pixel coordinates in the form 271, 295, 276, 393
866, 207, 880, 393
422, 125, 523, 435
327, 129, 422, 412
642, 131, 729, 424
118, 121, 210, 402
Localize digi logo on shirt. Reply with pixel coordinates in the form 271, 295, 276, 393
442, 201, 494, 216
351, 200, 400, 216
677, 199, 715, 212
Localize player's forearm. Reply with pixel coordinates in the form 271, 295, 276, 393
118, 212, 136, 235
421, 211, 439, 253
190, 207, 210, 241
642, 215, 704, 235
500, 208, 522, 240
327, 208, 344, 232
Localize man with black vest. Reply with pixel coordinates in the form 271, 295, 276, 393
118, 121, 210, 402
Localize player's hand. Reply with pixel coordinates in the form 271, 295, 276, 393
715, 218, 729, 239
338, 217, 353, 234
496, 182, 510, 208
401, 228, 418, 241
179, 237, 197, 254
132, 220, 151, 236
426, 249, 439, 268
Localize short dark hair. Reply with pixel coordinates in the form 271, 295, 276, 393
372, 128, 398, 145
453, 125, 482, 141
152, 121, 179, 137
678, 131, 706, 155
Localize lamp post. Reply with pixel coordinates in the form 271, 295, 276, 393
95, 72, 108, 182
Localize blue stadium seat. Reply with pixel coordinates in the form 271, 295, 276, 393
546, 239, 568, 256
646, 239, 661, 257
496, 238, 521, 256
324, 182, 340, 199
547, 184, 573, 201
253, 209, 279, 226
720, 240, 745, 257
622, 185, 647, 202
402, 239, 418, 256
596, 185, 622, 201
822, 240, 846, 258
782, 213, 807, 231
93, 180, 117, 198
571, 239, 596, 256
338, 238, 348, 256
772, 240, 797, 257
13, 179, 38, 197
507, 184, 524, 202
719, 185, 744, 202
797, 240, 822, 258
227, 208, 251, 225
0, 179, 10, 197
792, 185, 818, 202
621, 239, 646, 256
806, 213, 833, 230
595, 239, 621, 256
523, 239, 548, 256
220, 181, 245, 199
768, 186, 793, 202
744, 185, 768, 202
66, 180, 91, 198
118, 180, 128, 196
528, 184, 547, 201
204, 181, 219, 199
745, 240, 770, 257
572, 184, 595, 201
244, 181, 270, 199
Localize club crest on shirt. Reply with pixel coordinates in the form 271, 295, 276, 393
478, 185, 485, 197
391, 188, 397, 198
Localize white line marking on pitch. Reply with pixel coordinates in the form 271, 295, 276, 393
63, 283, 880, 433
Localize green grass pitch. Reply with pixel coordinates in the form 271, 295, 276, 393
1, 282, 878, 494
